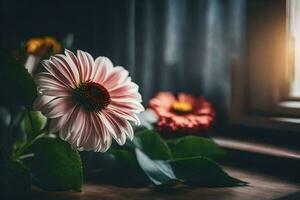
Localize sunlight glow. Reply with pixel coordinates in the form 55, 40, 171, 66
289, 0, 300, 96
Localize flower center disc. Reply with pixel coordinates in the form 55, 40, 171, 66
172, 101, 193, 114
72, 81, 111, 112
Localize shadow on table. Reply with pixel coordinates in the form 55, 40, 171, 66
275, 191, 300, 200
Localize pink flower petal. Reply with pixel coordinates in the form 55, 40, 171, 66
76, 113, 93, 150
149, 92, 215, 134
39, 96, 74, 118
108, 82, 139, 97
35, 73, 66, 89
65, 49, 82, 81
178, 92, 196, 105
149, 92, 176, 111
92, 56, 114, 83
106, 106, 140, 125
49, 106, 76, 133
42, 60, 74, 87
110, 100, 144, 113
110, 92, 142, 102
84, 51, 95, 79
52, 54, 80, 84
104, 110, 134, 140
33, 95, 56, 110
110, 93, 142, 103
35, 73, 71, 97
91, 113, 112, 152
35, 50, 144, 152
98, 112, 126, 145
102, 67, 129, 90
77, 50, 93, 81
60, 107, 85, 143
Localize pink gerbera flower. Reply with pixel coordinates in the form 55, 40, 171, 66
149, 92, 215, 134
34, 49, 144, 152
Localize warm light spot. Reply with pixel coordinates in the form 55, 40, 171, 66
289, 0, 300, 96
43, 36, 62, 54
27, 38, 46, 56
172, 101, 192, 114
26, 36, 62, 57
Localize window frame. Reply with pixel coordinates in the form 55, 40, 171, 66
229, 0, 300, 132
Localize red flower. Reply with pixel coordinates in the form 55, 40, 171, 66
149, 92, 215, 134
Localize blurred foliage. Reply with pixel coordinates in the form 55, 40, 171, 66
171, 157, 247, 186
22, 111, 47, 140
0, 159, 31, 200
82, 129, 248, 188
0, 34, 246, 199
0, 50, 37, 110
25, 136, 83, 191
167, 136, 227, 160
0, 35, 83, 197
133, 129, 172, 160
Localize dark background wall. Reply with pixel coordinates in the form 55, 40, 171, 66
0, 0, 134, 64
0, 0, 245, 120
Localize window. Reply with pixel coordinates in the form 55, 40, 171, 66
230, 0, 300, 131
289, 0, 300, 97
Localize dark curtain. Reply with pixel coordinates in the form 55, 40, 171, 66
0, 0, 245, 117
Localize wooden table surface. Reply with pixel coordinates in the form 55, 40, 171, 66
32, 166, 300, 200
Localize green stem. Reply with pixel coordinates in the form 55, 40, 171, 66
12, 131, 46, 160
11, 110, 48, 160
27, 109, 35, 140
18, 153, 34, 160
7, 108, 26, 138
6, 110, 19, 149
7, 112, 15, 135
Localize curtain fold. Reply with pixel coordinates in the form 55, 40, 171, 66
0, 0, 245, 114
134, 0, 245, 116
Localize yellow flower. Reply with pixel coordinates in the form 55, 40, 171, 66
26, 36, 62, 57
43, 36, 62, 54
26, 38, 46, 56
172, 101, 193, 114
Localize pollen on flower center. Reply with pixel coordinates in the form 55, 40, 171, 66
172, 101, 192, 114
72, 81, 111, 112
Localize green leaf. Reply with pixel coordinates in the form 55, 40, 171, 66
26, 136, 83, 191
133, 129, 172, 160
135, 148, 180, 186
108, 149, 149, 186
83, 149, 149, 187
22, 111, 47, 139
167, 136, 226, 160
112, 149, 141, 170
170, 157, 248, 187
0, 159, 31, 200
0, 50, 37, 109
